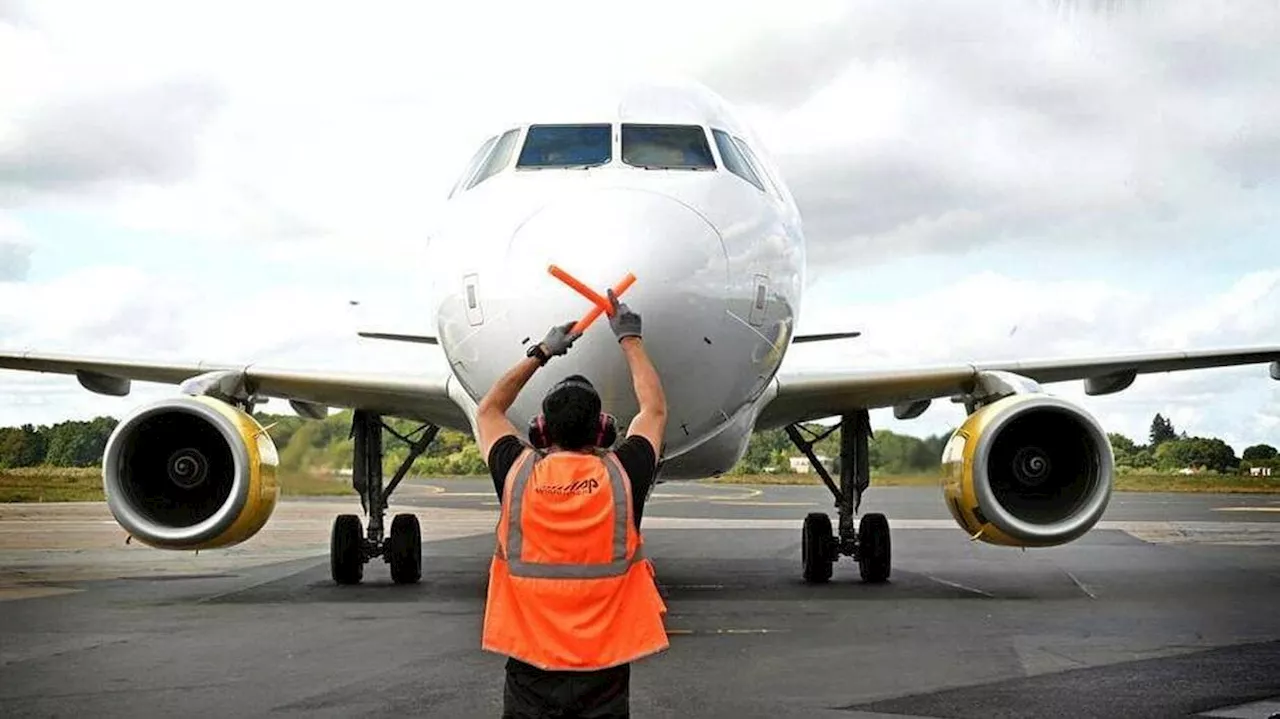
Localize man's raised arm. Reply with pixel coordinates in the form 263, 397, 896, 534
476, 321, 580, 459
608, 290, 667, 454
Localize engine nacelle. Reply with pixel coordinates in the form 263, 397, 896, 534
102, 395, 280, 550
941, 393, 1113, 547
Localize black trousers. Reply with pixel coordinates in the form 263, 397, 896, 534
502, 657, 630, 718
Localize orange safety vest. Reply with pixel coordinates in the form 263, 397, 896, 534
481, 447, 669, 671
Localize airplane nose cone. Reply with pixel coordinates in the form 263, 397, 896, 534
497, 188, 729, 429
507, 187, 727, 300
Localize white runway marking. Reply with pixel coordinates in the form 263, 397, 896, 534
924, 575, 995, 598
0, 520, 119, 525
640, 517, 1280, 545
651, 489, 763, 502
1198, 697, 1280, 718
421, 491, 496, 497
667, 628, 784, 636
1064, 570, 1098, 600
0, 586, 83, 601
644, 518, 953, 530
710, 501, 813, 507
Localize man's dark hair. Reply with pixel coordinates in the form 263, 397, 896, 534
542, 374, 601, 450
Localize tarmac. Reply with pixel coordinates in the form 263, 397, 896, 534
1, 479, 1279, 718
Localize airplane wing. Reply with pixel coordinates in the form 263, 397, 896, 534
0, 350, 472, 430
756, 346, 1280, 429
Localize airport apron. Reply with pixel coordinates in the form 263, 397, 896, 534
482, 448, 669, 671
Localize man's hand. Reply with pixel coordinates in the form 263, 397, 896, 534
478, 320, 578, 460
607, 289, 642, 342
539, 321, 581, 359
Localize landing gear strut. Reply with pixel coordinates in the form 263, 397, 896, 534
786, 409, 890, 584
330, 410, 439, 585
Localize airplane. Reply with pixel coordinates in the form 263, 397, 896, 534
2, 77, 1278, 587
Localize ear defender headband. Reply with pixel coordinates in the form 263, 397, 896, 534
527, 377, 618, 450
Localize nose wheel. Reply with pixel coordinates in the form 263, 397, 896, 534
787, 410, 891, 584
801, 512, 834, 583
331, 514, 364, 585
857, 512, 891, 583
387, 513, 422, 584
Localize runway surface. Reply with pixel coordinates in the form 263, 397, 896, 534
2, 480, 1279, 718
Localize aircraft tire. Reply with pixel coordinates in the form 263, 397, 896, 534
331, 514, 365, 585
802, 512, 834, 584
388, 513, 422, 585
857, 512, 891, 583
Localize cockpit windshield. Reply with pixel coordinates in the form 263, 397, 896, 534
621, 124, 715, 170
516, 124, 612, 168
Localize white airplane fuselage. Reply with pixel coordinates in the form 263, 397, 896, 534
427, 82, 805, 478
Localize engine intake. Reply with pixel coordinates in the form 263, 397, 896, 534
103, 395, 280, 550
941, 393, 1113, 547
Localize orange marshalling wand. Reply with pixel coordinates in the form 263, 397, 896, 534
547, 265, 637, 335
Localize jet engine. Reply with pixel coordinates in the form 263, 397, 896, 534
102, 395, 280, 550
940, 392, 1113, 547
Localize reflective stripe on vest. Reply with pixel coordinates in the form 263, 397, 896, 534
498, 450, 644, 579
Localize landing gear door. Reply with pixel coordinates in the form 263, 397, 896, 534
463, 273, 484, 326
748, 274, 769, 326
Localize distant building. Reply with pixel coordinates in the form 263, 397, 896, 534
1250, 466, 1273, 477
789, 455, 833, 474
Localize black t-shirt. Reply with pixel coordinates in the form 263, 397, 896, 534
487, 434, 657, 528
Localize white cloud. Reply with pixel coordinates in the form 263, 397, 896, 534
0, 260, 448, 426
715, 1, 1280, 276
0, 213, 30, 280
1144, 270, 1280, 348
0, 77, 226, 194
791, 268, 1280, 451
0, 0, 1277, 455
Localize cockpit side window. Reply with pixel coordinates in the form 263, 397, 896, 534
449, 135, 499, 198
467, 128, 521, 190
621, 124, 716, 170
516, 124, 612, 168
712, 129, 765, 192
732, 136, 784, 202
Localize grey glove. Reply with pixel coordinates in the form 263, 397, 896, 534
607, 289, 642, 342
538, 321, 581, 359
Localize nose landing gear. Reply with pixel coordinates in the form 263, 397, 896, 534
330, 411, 439, 586
787, 409, 890, 584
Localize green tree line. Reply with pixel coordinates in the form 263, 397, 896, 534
0, 412, 490, 476
0, 417, 119, 468
0, 411, 954, 477
0, 409, 1275, 477
730, 423, 952, 476
1108, 412, 1278, 475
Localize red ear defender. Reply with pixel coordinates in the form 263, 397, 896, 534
528, 415, 551, 449
597, 413, 618, 448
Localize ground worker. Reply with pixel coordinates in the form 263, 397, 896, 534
475, 289, 670, 718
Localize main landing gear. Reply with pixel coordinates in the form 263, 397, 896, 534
786, 409, 891, 584
331, 411, 439, 586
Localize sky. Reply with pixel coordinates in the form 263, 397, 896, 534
0, 0, 1277, 453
